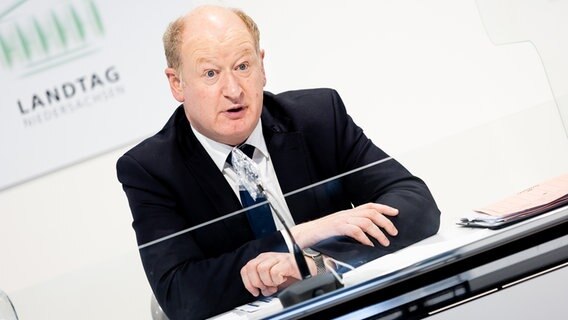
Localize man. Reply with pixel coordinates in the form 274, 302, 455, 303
117, 5, 440, 319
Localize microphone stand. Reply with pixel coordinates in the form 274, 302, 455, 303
258, 185, 343, 307
258, 185, 311, 279
231, 147, 342, 307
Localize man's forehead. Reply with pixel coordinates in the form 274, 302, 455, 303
177, 6, 258, 66
183, 28, 256, 59
185, 26, 253, 45
183, 7, 251, 44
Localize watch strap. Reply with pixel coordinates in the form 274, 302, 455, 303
303, 248, 327, 275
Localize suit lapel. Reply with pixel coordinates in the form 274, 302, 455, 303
262, 110, 321, 224
175, 111, 253, 243
173, 94, 323, 240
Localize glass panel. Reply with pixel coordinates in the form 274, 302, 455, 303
0, 289, 18, 320
131, 96, 568, 318
476, 0, 568, 137
136, 155, 444, 319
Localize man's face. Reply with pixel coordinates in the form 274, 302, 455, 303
166, 10, 266, 146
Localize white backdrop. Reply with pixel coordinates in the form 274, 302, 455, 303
0, 0, 552, 190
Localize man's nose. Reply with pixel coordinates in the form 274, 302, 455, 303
222, 72, 243, 101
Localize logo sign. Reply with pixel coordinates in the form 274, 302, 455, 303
1, 0, 125, 128
0, 0, 104, 77
17, 65, 125, 127
0, 0, 133, 190
0, 0, 178, 191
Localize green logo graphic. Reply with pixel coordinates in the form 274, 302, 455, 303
0, 0, 105, 77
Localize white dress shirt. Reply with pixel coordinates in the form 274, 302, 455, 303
190, 119, 295, 251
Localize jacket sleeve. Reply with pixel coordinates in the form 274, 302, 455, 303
117, 154, 287, 319
312, 89, 441, 266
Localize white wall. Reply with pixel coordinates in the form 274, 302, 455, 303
1, 0, 566, 318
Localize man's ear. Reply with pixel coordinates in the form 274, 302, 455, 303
165, 68, 185, 102
259, 49, 267, 86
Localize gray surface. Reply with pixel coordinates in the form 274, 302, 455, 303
428, 265, 568, 320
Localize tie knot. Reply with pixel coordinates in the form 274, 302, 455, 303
227, 144, 255, 166
240, 144, 255, 158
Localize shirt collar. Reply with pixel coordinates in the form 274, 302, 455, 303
190, 118, 269, 172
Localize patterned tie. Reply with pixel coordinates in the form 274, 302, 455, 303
229, 144, 277, 238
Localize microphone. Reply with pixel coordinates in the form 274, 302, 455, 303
231, 147, 342, 307
259, 184, 344, 307
257, 184, 312, 279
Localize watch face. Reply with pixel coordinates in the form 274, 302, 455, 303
303, 248, 320, 257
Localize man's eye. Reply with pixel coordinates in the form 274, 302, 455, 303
237, 63, 248, 71
206, 70, 216, 78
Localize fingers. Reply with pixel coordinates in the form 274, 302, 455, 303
329, 203, 400, 247
359, 202, 399, 216
357, 204, 398, 234
257, 257, 283, 286
241, 262, 262, 297
240, 253, 299, 297
346, 216, 391, 247
261, 287, 278, 297
337, 221, 375, 246
292, 203, 400, 249
363, 208, 399, 237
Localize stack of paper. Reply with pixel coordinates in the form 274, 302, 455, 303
458, 173, 568, 228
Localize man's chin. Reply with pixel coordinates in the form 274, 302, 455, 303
218, 121, 258, 145
217, 130, 252, 146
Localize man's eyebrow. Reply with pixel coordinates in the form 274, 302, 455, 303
238, 45, 256, 56
192, 45, 256, 67
233, 48, 256, 63
195, 55, 217, 66
239, 47, 255, 55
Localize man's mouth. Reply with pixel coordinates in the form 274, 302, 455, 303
223, 105, 247, 119
227, 106, 245, 113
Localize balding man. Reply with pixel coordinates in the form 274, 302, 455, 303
117, 5, 440, 319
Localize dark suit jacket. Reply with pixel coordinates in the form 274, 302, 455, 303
117, 88, 440, 319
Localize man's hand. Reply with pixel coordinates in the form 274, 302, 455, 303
291, 203, 399, 248
241, 203, 397, 297
240, 252, 317, 297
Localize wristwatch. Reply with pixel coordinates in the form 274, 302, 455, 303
303, 248, 327, 275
